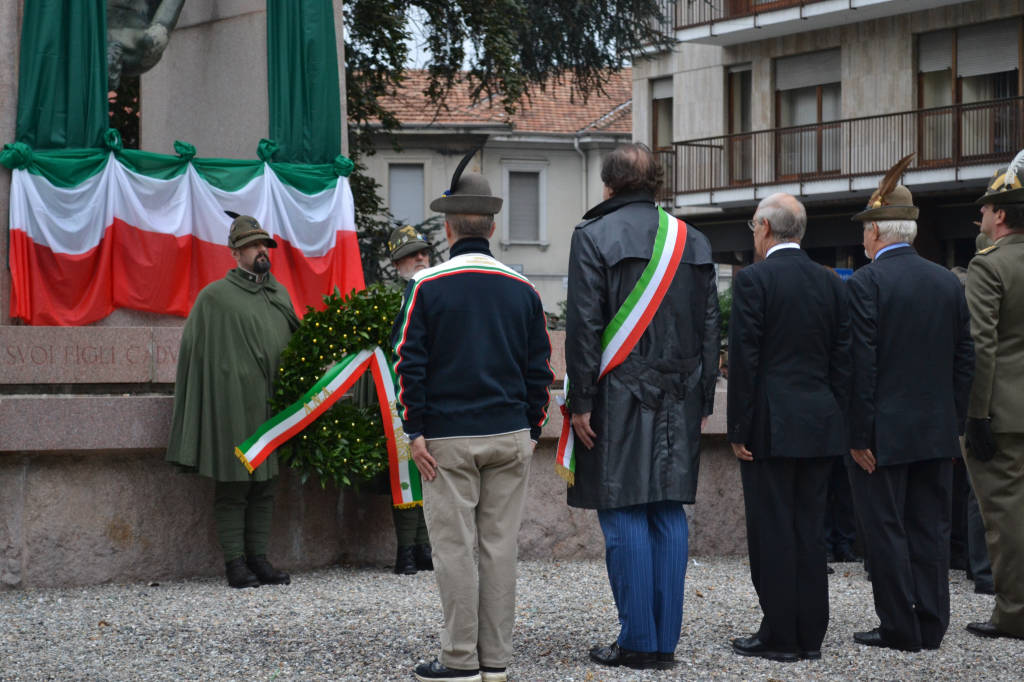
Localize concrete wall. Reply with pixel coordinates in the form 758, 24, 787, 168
1, 328, 746, 589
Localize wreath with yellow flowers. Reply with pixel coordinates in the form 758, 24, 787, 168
271, 283, 403, 488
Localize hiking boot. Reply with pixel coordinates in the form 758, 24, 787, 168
246, 555, 290, 585
225, 557, 260, 589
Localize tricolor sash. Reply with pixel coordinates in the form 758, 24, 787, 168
556, 207, 687, 484
235, 346, 423, 508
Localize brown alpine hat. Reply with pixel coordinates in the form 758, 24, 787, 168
227, 213, 277, 249
975, 149, 1024, 205
429, 148, 502, 215
852, 153, 919, 222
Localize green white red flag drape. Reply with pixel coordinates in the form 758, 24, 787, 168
235, 346, 423, 508
6, 149, 363, 325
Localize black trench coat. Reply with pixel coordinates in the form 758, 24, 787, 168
565, 192, 719, 509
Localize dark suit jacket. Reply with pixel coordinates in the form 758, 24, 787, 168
727, 247, 851, 458
847, 245, 974, 466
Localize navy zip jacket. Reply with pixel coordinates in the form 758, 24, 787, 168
392, 237, 553, 441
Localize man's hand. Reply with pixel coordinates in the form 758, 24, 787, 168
571, 412, 597, 450
965, 417, 997, 462
410, 436, 438, 481
730, 442, 753, 461
850, 448, 876, 473
701, 416, 709, 432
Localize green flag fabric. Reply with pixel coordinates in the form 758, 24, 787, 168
16, 0, 107, 149
266, 0, 342, 164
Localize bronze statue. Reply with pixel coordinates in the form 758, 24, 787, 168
107, 0, 186, 89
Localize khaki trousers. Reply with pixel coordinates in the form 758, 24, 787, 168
965, 433, 1024, 637
422, 430, 533, 670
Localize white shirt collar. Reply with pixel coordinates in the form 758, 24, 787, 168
766, 242, 801, 258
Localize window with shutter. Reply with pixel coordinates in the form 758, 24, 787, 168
388, 163, 425, 226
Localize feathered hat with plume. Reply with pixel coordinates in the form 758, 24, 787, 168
852, 153, 919, 222
223, 210, 277, 249
429, 145, 502, 215
975, 148, 1024, 204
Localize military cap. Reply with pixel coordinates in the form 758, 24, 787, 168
852, 153, 919, 222
429, 147, 502, 215
976, 149, 1024, 205
227, 214, 277, 249
389, 225, 430, 262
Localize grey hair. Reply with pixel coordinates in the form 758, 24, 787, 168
871, 219, 917, 244
756, 193, 806, 241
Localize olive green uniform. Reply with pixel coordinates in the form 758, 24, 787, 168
167, 268, 299, 560
965, 232, 1024, 637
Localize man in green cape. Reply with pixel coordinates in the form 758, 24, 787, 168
166, 214, 299, 588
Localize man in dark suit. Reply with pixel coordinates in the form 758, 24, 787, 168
846, 180, 974, 652
727, 192, 851, 662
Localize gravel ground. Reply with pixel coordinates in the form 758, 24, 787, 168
0, 557, 1019, 681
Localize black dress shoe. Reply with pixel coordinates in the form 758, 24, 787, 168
413, 659, 480, 681
974, 583, 995, 595
853, 628, 920, 652
826, 565, 835, 575
800, 649, 822, 660
655, 652, 676, 669
246, 555, 291, 585
415, 543, 434, 571
731, 635, 799, 662
395, 545, 418, 575
833, 548, 860, 563
225, 557, 260, 589
966, 621, 1024, 640
588, 642, 657, 669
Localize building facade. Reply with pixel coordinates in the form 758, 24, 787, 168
366, 70, 632, 312
636, 0, 1023, 270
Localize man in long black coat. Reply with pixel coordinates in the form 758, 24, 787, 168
565, 143, 719, 671
727, 193, 851, 662
846, 183, 974, 652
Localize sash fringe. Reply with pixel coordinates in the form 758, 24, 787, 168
555, 463, 575, 487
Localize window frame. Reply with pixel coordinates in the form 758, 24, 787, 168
386, 159, 430, 227
500, 160, 549, 250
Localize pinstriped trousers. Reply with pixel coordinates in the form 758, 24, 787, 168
597, 501, 689, 653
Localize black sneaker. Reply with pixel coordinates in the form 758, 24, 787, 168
481, 666, 507, 682
413, 659, 481, 682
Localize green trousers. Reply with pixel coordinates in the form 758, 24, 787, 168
393, 505, 429, 547
965, 433, 1024, 637
213, 478, 278, 562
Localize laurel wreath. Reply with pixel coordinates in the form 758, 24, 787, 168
271, 283, 403, 488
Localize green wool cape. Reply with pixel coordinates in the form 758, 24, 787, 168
166, 269, 300, 482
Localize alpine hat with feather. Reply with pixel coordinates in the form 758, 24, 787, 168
976, 148, 1024, 205
852, 154, 919, 222
224, 211, 277, 249
429, 148, 502, 215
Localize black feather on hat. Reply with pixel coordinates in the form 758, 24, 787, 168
429, 146, 502, 215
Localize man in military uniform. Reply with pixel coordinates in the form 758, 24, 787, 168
964, 161, 1024, 640
386, 225, 433, 575
167, 215, 298, 589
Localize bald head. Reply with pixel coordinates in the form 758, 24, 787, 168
755, 193, 806, 242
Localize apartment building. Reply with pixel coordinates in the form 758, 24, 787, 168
636, 0, 1023, 271
365, 70, 632, 311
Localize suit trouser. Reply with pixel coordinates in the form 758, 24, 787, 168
966, 482, 993, 590
213, 478, 277, 562
846, 457, 952, 649
964, 433, 1024, 637
825, 458, 857, 555
392, 506, 429, 547
739, 456, 832, 652
597, 501, 689, 654
422, 430, 533, 670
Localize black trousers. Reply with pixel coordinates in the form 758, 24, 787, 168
846, 457, 952, 649
740, 456, 833, 652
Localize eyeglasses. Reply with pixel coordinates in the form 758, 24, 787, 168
747, 218, 760, 232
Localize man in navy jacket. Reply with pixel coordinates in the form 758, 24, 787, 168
394, 155, 553, 682
846, 181, 973, 652
727, 193, 851, 662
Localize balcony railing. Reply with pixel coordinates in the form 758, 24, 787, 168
670, 0, 826, 30
659, 97, 1024, 198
